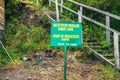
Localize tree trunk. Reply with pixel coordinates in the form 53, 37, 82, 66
0, 0, 5, 44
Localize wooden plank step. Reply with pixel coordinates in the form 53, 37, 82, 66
19, 0, 33, 5
95, 50, 113, 52
102, 54, 114, 57
108, 59, 115, 62
85, 45, 115, 66
89, 46, 101, 48
84, 42, 100, 45
86, 40, 98, 42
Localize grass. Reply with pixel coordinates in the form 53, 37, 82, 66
102, 65, 120, 80
6, 24, 50, 53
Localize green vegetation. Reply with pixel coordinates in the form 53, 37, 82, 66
103, 65, 120, 80
0, 0, 50, 65
6, 24, 50, 53
56, 0, 120, 31
0, 0, 120, 79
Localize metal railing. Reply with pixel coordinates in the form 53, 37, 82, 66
0, 41, 14, 62
48, 0, 120, 70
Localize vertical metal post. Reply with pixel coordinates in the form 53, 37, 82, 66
0, 0, 5, 44
61, 0, 63, 13
64, 46, 67, 80
78, 6, 83, 44
80, 6, 83, 17
49, 0, 51, 6
55, 0, 59, 21
78, 6, 83, 22
114, 32, 120, 69
36, 0, 39, 5
106, 15, 110, 43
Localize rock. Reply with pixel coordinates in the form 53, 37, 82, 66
45, 49, 52, 57
20, 56, 28, 61
27, 77, 32, 80
5, 77, 9, 80
35, 52, 41, 62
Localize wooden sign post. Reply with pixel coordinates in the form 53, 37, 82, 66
50, 22, 82, 80
0, 0, 5, 44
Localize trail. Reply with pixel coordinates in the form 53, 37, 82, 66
0, 51, 105, 80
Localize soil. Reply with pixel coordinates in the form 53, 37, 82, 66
0, 51, 105, 80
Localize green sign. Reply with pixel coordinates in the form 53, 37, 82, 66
50, 22, 82, 80
50, 22, 82, 47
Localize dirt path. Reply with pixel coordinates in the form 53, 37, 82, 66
0, 51, 105, 80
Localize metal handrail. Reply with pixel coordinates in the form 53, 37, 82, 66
48, 0, 120, 70
0, 41, 14, 62
51, 0, 120, 35
68, 0, 120, 20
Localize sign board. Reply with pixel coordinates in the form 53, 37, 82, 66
50, 22, 82, 47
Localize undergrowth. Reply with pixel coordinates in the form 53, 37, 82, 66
0, 1, 50, 65
102, 65, 120, 80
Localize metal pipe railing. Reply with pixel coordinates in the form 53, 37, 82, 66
49, 0, 120, 70
51, 0, 120, 35
68, 0, 120, 20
